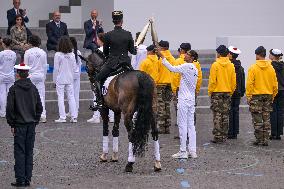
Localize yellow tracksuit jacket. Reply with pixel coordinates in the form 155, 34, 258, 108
157, 50, 176, 85
246, 60, 278, 99
139, 55, 159, 83
208, 57, 236, 96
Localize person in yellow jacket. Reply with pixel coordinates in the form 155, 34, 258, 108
139, 45, 159, 83
208, 45, 236, 143
156, 40, 176, 134
246, 46, 278, 146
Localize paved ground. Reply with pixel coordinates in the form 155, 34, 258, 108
1, 111, 284, 189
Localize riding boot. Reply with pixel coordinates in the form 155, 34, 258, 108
91, 81, 103, 110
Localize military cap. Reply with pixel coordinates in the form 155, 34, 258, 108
180, 43, 191, 51
159, 40, 169, 48
112, 11, 123, 21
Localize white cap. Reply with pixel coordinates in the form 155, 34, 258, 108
14, 63, 31, 70
228, 46, 241, 54
270, 49, 283, 56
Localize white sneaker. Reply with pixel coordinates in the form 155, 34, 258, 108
40, 117, 47, 123
70, 118, 78, 123
87, 117, 100, 123
54, 118, 67, 123
172, 151, 188, 159
189, 152, 198, 159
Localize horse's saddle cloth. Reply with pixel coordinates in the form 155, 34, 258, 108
102, 72, 123, 96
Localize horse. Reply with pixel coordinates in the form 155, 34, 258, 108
80, 50, 162, 172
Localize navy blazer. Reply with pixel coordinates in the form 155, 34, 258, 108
46, 21, 69, 51
83, 19, 104, 48
7, 8, 29, 35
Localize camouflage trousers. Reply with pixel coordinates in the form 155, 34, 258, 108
249, 95, 273, 144
210, 93, 231, 141
157, 85, 172, 133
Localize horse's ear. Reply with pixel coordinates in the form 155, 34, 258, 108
78, 55, 88, 62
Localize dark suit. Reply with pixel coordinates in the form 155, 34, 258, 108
7, 8, 31, 36
46, 21, 69, 51
83, 19, 104, 52
95, 26, 136, 82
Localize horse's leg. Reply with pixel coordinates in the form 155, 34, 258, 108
111, 111, 121, 162
100, 107, 109, 162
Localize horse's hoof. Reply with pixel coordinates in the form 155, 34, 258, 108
154, 161, 162, 172
99, 153, 108, 162
110, 153, 118, 162
125, 162, 134, 172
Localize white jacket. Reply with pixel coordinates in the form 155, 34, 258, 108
131, 44, 147, 70
0, 50, 16, 83
53, 52, 76, 85
24, 47, 47, 80
162, 58, 198, 101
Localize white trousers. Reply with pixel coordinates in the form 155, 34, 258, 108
177, 99, 196, 153
73, 76, 80, 111
56, 84, 77, 119
0, 82, 13, 116
30, 77, 46, 118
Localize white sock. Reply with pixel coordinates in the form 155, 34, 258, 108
103, 136, 109, 154
128, 142, 135, 162
113, 137, 119, 153
154, 140, 161, 161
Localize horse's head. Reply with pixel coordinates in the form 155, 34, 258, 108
79, 49, 106, 77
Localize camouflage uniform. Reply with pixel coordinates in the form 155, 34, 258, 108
249, 95, 273, 144
157, 85, 172, 134
210, 92, 231, 142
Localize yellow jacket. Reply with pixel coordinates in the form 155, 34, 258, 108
246, 60, 278, 99
208, 57, 236, 96
139, 55, 159, 83
171, 54, 203, 94
157, 50, 176, 85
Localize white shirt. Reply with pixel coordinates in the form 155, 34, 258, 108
24, 47, 47, 80
131, 44, 147, 70
0, 50, 16, 82
73, 50, 82, 79
53, 52, 76, 84
162, 58, 198, 101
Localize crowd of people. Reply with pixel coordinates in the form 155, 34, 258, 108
1, 0, 284, 187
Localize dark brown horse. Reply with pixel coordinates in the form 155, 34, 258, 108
80, 50, 161, 172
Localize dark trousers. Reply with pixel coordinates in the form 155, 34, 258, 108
95, 65, 114, 82
229, 97, 241, 137
270, 91, 284, 137
14, 124, 36, 182
86, 43, 99, 53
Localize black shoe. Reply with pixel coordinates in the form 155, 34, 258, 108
252, 141, 260, 146
276, 136, 281, 140
262, 142, 268, 146
11, 181, 26, 187
210, 139, 224, 144
25, 180, 30, 187
228, 135, 237, 139
269, 136, 276, 140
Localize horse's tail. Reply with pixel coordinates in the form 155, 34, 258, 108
132, 71, 155, 157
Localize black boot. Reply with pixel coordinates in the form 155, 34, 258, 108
91, 81, 103, 111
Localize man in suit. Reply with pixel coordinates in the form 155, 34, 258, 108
7, 0, 31, 36
92, 11, 136, 110
46, 11, 69, 51
83, 9, 104, 52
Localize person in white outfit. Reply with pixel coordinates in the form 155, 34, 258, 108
24, 35, 47, 123
87, 33, 114, 123
131, 32, 147, 70
53, 36, 78, 123
157, 49, 198, 159
0, 38, 16, 117
70, 37, 82, 113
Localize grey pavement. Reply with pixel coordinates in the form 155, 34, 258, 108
1, 111, 284, 189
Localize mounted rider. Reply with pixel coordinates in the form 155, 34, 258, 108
93, 11, 137, 110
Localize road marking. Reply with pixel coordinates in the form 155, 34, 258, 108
181, 180, 190, 188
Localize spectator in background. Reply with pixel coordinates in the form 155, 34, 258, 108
10, 14, 30, 60
7, 0, 31, 37
83, 9, 104, 52
0, 38, 17, 118
46, 11, 69, 51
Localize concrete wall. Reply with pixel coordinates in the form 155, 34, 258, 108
0, 0, 69, 27
114, 0, 284, 50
